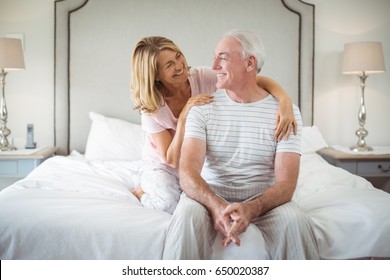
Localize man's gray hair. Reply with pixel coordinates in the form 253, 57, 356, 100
224, 29, 265, 73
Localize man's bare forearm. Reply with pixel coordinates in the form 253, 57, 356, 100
180, 167, 223, 212
248, 152, 300, 218
247, 180, 296, 218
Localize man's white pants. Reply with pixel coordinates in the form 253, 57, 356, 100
163, 193, 319, 259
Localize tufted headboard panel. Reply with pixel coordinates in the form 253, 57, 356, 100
54, 0, 315, 155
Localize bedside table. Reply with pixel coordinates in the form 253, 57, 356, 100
317, 147, 390, 191
0, 147, 57, 190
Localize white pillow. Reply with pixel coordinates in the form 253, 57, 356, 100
84, 112, 146, 161
301, 125, 328, 154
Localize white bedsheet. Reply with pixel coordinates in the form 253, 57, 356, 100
295, 153, 390, 259
0, 152, 389, 259
0, 154, 169, 259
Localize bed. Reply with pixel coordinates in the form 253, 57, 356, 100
1, 0, 390, 260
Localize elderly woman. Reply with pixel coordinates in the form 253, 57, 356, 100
129, 36, 296, 214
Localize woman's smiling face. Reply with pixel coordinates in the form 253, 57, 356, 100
156, 50, 189, 87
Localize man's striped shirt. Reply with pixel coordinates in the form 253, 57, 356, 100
185, 89, 302, 202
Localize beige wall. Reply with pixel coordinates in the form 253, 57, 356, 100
0, 0, 389, 148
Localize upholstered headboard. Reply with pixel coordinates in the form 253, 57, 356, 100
54, 0, 315, 155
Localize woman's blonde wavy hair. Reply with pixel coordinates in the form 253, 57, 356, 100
130, 36, 184, 114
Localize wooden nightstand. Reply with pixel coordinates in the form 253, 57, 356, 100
0, 146, 57, 190
317, 147, 390, 192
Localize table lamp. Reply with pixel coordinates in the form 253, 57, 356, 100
0, 38, 25, 151
342, 41, 386, 152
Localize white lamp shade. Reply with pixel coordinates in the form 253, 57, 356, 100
0, 38, 25, 72
342, 41, 386, 75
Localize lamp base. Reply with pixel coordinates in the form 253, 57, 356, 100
1, 70, 16, 152
0, 144, 16, 152
350, 144, 373, 152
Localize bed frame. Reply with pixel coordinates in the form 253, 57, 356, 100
54, 0, 315, 155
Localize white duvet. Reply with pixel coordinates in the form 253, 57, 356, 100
0, 151, 389, 259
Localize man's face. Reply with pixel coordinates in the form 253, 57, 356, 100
212, 37, 247, 90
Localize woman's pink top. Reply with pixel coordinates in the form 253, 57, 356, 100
141, 66, 217, 164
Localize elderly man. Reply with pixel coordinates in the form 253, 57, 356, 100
163, 30, 319, 260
